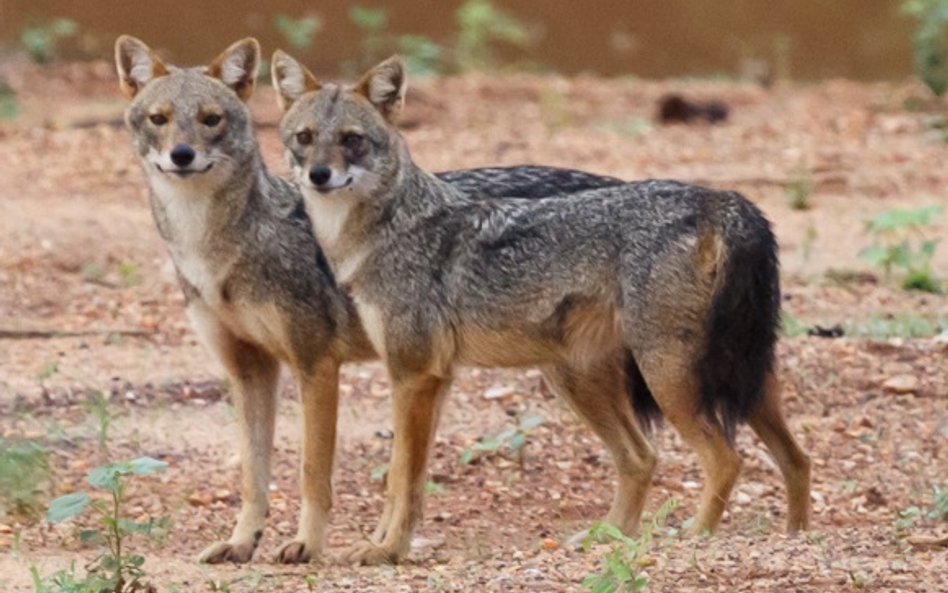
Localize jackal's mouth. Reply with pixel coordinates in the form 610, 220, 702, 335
314, 176, 353, 194
157, 163, 214, 178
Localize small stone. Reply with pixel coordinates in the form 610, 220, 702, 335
541, 538, 559, 551
187, 492, 211, 506
484, 386, 515, 400
882, 375, 919, 394
410, 536, 444, 551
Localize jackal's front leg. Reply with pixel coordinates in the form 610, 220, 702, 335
344, 372, 450, 565
192, 309, 280, 565
276, 357, 341, 564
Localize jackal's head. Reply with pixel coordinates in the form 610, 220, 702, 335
271, 51, 407, 202
114, 36, 260, 187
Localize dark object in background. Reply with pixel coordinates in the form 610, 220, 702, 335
657, 94, 729, 125
807, 324, 845, 339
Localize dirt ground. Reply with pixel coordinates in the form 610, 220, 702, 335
1, 60, 947, 592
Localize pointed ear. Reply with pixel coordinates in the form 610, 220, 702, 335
271, 50, 319, 111
114, 35, 169, 98
354, 55, 406, 122
207, 38, 260, 101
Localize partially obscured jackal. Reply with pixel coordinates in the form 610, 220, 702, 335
272, 52, 812, 565
115, 35, 625, 567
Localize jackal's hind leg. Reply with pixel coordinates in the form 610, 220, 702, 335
541, 359, 657, 535
747, 372, 811, 532
637, 350, 742, 535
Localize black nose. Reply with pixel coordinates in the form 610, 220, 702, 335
309, 165, 332, 186
170, 144, 196, 167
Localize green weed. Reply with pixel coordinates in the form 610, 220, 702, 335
455, 0, 533, 71
117, 261, 142, 288
779, 311, 809, 338
21, 18, 78, 64
83, 392, 112, 457
0, 79, 19, 120
845, 314, 947, 339
348, 7, 442, 75
859, 205, 943, 293
273, 13, 322, 51
581, 498, 678, 593
784, 164, 813, 211
902, 0, 948, 96
460, 413, 544, 469
0, 438, 50, 520
42, 457, 169, 593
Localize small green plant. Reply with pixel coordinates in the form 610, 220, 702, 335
845, 314, 947, 339
369, 463, 442, 495
779, 311, 809, 338
350, 6, 389, 68
21, 18, 78, 64
460, 413, 544, 469
204, 570, 262, 593
84, 392, 112, 456
37, 361, 59, 381
895, 486, 948, 532
784, 165, 813, 211
593, 117, 653, 137
928, 484, 948, 521
44, 457, 169, 593
273, 13, 322, 51
397, 34, 443, 75
581, 498, 678, 593
31, 562, 96, 593
859, 205, 943, 293
0, 438, 50, 519
117, 261, 142, 288
455, 0, 532, 71
0, 79, 19, 120
902, 0, 948, 96
540, 88, 573, 133
347, 7, 442, 75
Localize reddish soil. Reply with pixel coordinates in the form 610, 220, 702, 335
1, 61, 947, 592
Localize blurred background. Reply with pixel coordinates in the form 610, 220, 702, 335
0, 0, 922, 81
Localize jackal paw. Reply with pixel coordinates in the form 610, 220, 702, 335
343, 540, 403, 566
198, 539, 258, 564
275, 539, 319, 564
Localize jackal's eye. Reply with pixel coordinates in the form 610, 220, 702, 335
202, 114, 222, 127
296, 130, 313, 146
149, 113, 168, 126
341, 132, 364, 153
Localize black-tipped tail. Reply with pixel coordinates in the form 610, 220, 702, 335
697, 195, 780, 442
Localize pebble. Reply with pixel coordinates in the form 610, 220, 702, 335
882, 375, 919, 394
484, 386, 515, 400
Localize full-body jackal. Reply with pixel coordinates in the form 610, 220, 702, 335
272, 52, 812, 565
115, 36, 625, 565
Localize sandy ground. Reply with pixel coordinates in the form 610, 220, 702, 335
1, 61, 947, 592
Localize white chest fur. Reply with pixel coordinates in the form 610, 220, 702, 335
305, 192, 368, 285
149, 171, 234, 304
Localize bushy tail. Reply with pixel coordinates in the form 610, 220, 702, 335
696, 193, 780, 442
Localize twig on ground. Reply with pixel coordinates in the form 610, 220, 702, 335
0, 328, 156, 340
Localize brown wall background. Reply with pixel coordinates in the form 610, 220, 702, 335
0, 0, 915, 80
